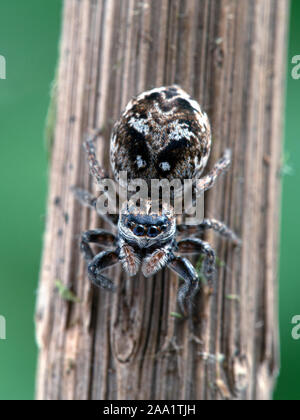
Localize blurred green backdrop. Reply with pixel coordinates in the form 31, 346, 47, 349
0, 0, 62, 400
0, 0, 299, 401
273, 0, 300, 401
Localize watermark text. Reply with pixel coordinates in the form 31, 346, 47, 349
95, 171, 204, 224
0, 315, 6, 340
291, 55, 300, 80
291, 315, 300, 340
0, 55, 6, 80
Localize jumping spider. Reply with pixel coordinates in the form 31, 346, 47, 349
74, 86, 240, 313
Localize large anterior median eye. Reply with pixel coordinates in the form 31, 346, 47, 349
133, 225, 145, 236
147, 226, 159, 237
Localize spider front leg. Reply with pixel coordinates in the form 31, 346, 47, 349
177, 218, 241, 246
72, 187, 118, 228
168, 255, 200, 314
72, 130, 120, 227
195, 149, 231, 195
177, 238, 216, 280
80, 229, 119, 290
71, 187, 97, 210
87, 249, 120, 291
84, 130, 109, 183
80, 228, 117, 261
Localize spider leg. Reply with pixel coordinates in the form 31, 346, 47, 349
84, 130, 109, 183
177, 238, 215, 280
72, 187, 97, 210
195, 149, 231, 195
83, 130, 120, 225
80, 229, 117, 262
87, 249, 120, 291
72, 187, 119, 227
168, 255, 200, 314
177, 218, 241, 245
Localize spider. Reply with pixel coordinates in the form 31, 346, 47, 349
73, 86, 240, 313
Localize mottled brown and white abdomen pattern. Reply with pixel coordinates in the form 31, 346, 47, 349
110, 86, 211, 187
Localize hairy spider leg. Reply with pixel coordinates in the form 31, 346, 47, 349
84, 131, 109, 183
80, 229, 117, 262
177, 238, 215, 280
84, 130, 120, 217
168, 255, 200, 314
195, 149, 231, 195
87, 250, 120, 291
79, 228, 119, 290
72, 187, 119, 228
177, 218, 241, 246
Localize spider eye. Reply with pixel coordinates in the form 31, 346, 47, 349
147, 226, 159, 238
133, 225, 145, 236
126, 220, 134, 229
161, 224, 167, 231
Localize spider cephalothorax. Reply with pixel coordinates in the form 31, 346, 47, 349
118, 200, 176, 278
119, 200, 175, 249
74, 86, 240, 313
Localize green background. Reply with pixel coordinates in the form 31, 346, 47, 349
273, 0, 300, 401
0, 0, 62, 400
0, 0, 299, 401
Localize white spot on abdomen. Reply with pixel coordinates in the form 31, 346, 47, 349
129, 117, 150, 135
159, 162, 171, 172
136, 155, 147, 169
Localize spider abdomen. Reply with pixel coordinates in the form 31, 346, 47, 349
110, 86, 211, 187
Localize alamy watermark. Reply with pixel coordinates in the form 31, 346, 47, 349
0, 55, 6, 79
94, 171, 205, 224
291, 55, 300, 80
0, 315, 6, 340
291, 315, 300, 340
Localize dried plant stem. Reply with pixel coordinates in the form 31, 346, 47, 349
36, 0, 288, 400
